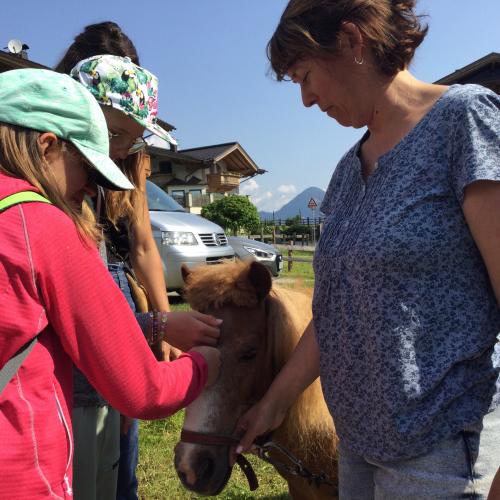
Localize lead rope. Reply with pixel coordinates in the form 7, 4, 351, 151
255, 441, 338, 494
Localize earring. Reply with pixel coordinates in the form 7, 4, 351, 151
354, 55, 364, 65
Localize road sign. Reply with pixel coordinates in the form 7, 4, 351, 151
307, 197, 318, 210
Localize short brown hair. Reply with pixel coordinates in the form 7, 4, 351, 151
267, 0, 428, 79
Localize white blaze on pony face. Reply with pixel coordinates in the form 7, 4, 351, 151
174, 370, 237, 493
175, 365, 232, 481
183, 304, 270, 437
183, 384, 225, 433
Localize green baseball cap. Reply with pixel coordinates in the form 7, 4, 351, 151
0, 68, 133, 190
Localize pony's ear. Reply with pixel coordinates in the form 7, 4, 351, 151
181, 264, 191, 284
247, 261, 272, 301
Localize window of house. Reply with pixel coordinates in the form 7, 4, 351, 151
159, 161, 173, 174
170, 190, 186, 207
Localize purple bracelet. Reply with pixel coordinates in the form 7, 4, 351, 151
148, 311, 168, 345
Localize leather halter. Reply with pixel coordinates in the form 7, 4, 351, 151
180, 429, 338, 495
180, 429, 259, 491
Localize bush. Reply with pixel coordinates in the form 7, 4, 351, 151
201, 195, 260, 235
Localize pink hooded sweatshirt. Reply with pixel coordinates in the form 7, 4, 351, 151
0, 172, 207, 498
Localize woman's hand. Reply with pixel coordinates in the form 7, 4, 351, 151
235, 396, 287, 454
189, 346, 221, 387
165, 311, 221, 351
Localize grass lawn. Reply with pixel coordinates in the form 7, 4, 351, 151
137, 260, 315, 498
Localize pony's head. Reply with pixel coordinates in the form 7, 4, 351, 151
174, 260, 301, 495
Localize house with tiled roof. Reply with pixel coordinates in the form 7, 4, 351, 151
147, 140, 265, 213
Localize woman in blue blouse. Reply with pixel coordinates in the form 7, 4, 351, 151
237, 0, 500, 498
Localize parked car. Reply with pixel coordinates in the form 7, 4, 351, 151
227, 236, 283, 277
146, 181, 234, 291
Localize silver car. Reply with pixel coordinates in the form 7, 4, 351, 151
227, 236, 283, 277
147, 181, 235, 291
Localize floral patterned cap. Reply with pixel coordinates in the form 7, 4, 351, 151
71, 54, 177, 146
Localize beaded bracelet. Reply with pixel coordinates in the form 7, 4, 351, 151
147, 311, 168, 345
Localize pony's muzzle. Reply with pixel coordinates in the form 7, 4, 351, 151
176, 453, 213, 487
174, 442, 232, 495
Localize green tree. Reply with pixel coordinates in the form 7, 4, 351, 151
201, 195, 260, 235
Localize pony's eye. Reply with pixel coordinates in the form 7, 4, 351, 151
239, 349, 258, 361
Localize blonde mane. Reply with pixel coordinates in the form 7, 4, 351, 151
183, 261, 336, 463
183, 260, 266, 311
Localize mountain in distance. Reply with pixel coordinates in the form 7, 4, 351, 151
259, 186, 325, 221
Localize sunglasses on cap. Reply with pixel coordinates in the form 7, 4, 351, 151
107, 131, 153, 156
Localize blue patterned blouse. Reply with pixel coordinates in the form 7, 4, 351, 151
313, 84, 500, 462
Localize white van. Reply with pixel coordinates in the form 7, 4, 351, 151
146, 181, 235, 291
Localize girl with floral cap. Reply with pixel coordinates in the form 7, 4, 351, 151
56, 24, 223, 500
73, 54, 199, 500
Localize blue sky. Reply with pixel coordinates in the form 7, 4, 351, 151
1, 1, 499, 211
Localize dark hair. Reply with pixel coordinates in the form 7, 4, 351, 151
267, 0, 428, 79
55, 21, 143, 222
54, 21, 140, 73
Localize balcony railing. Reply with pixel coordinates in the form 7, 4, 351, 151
206, 172, 241, 193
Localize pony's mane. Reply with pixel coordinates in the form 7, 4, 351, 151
183, 260, 264, 312
184, 261, 336, 459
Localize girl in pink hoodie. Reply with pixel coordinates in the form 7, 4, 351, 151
0, 68, 219, 499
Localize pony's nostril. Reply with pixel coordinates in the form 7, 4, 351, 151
177, 470, 187, 484
176, 464, 197, 486
198, 456, 215, 482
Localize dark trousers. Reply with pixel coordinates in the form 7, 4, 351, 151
108, 263, 139, 500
